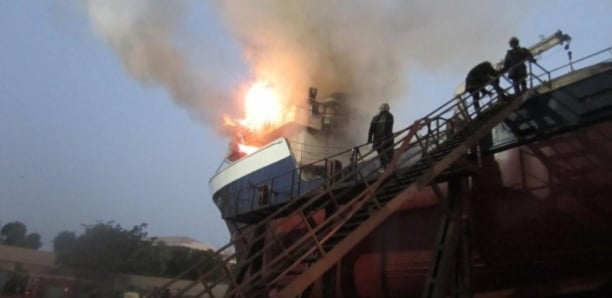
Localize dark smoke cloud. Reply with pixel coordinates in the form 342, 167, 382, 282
84, 0, 526, 136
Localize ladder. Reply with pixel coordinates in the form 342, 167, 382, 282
141, 42, 612, 298
272, 93, 527, 298
145, 60, 541, 298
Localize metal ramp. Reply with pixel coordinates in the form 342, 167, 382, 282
144, 42, 612, 298
272, 94, 527, 298
143, 63, 533, 297
490, 57, 612, 155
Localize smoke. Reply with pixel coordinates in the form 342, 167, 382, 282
211, 0, 525, 116
83, 0, 527, 139
84, 0, 238, 130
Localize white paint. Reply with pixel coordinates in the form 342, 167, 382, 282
209, 138, 294, 195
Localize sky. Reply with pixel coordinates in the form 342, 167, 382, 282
1, 0, 611, 251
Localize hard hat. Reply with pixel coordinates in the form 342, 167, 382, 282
379, 103, 390, 112
509, 36, 519, 45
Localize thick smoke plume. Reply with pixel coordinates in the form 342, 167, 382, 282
85, 0, 235, 129
212, 0, 524, 117
84, 0, 526, 137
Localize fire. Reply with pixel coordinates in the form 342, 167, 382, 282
242, 82, 282, 131
223, 81, 286, 159
223, 114, 239, 127
237, 143, 259, 155
226, 135, 258, 161
223, 81, 284, 132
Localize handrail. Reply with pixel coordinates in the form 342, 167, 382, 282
146, 45, 612, 298
146, 114, 431, 297
547, 46, 612, 74
210, 71, 502, 296
222, 120, 427, 297
220, 45, 612, 207
158, 98, 459, 297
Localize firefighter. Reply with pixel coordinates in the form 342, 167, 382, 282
368, 103, 394, 169
503, 36, 535, 95
465, 61, 505, 115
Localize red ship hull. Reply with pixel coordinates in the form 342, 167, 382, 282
334, 120, 612, 297
217, 61, 612, 297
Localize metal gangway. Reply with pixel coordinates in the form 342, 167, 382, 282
146, 34, 612, 298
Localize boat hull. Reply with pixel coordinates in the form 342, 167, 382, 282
212, 62, 612, 296
338, 120, 612, 296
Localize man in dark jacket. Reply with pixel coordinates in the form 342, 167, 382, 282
465, 61, 505, 115
368, 103, 394, 168
503, 36, 535, 95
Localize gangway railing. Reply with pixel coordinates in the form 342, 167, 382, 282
144, 45, 612, 298
537, 46, 612, 77
272, 77, 529, 298
147, 77, 515, 298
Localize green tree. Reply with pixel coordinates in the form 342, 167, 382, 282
2, 263, 28, 295
53, 231, 77, 263
53, 231, 77, 252
0, 221, 43, 249
164, 246, 226, 282
1, 221, 27, 246
25, 233, 42, 249
52, 221, 227, 281
54, 222, 169, 275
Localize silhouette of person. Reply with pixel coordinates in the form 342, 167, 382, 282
368, 103, 394, 169
465, 61, 505, 115
503, 36, 535, 95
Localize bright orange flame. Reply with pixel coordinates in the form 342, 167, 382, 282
222, 81, 286, 160
237, 143, 259, 154
223, 114, 239, 127
242, 82, 282, 131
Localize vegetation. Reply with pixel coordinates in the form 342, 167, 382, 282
53, 221, 227, 281
0, 221, 42, 249
1, 263, 28, 295
0, 220, 227, 282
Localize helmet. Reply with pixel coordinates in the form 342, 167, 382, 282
379, 103, 390, 112
509, 36, 519, 46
